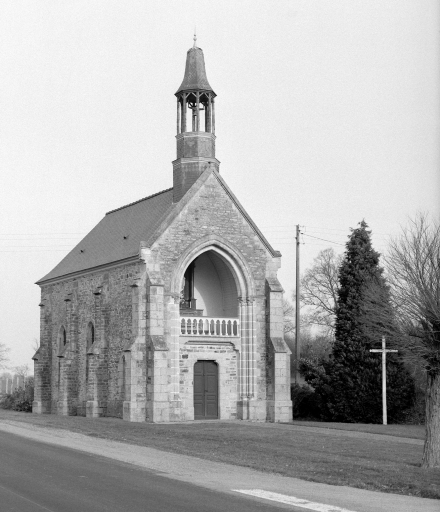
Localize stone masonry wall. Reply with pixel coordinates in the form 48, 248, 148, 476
37, 262, 142, 418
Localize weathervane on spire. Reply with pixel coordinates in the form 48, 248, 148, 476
193, 28, 197, 47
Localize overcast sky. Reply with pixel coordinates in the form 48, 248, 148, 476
0, 1, 439, 370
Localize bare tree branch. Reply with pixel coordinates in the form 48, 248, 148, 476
31, 338, 40, 353
12, 364, 30, 382
300, 248, 342, 333
283, 299, 295, 335
383, 214, 440, 372
373, 213, 440, 468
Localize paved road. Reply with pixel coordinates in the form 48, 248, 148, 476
0, 430, 288, 512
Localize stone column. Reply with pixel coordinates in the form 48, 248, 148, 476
248, 297, 256, 399
196, 92, 200, 131
237, 297, 265, 420
206, 95, 211, 132
166, 293, 182, 421
237, 297, 247, 418
177, 97, 181, 134
182, 93, 187, 132
212, 98, 215, 134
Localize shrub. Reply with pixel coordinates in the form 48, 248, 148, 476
0, 380, 34, 412
0, 393, 14, 410
291, 383, 321, 419
299, 357, 326, 385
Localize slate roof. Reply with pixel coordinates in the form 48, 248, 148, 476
37, 169, 281, 285
37, 188, 174, 284
175, 46, 215, 95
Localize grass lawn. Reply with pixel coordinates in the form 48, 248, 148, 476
1, 410, 438, 499
290, 420, 425, 439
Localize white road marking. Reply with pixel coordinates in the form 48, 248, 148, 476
233, 489, 358, 512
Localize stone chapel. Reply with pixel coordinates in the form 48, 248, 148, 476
33, 41, 292, 423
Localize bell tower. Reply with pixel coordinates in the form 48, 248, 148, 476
173, 37, 219, 202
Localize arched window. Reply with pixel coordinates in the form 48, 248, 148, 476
58, 326, 67, 356
57, 326, 67, 389
86, 322, 95, 352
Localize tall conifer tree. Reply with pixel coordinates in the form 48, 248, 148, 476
312, 221, 414, 423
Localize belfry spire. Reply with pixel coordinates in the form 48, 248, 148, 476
175, 42, 215, 97
172, 40, 219, 203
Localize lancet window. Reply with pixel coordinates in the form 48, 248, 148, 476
58, 326, 67, 352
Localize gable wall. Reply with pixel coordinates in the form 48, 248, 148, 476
150, 173, 279, 405
155, 173, 273, 297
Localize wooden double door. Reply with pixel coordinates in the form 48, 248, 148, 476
194, 360, 219, 420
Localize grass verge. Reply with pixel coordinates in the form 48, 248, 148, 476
290, 420, 425, 439
0, 410, 438, 499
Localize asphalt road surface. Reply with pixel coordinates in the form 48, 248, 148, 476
0, 430, 292, 512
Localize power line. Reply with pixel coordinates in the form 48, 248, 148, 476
0, 232, 85, 236
301, 233, 345, 246
0, 237, 83, 240
260, 225, 391, 237
264, 228, 389, 238
0, 244, 73, 249
0, 250, 72, 253
304, 225, 391, 236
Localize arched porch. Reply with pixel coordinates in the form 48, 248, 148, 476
179, 250, 240, 337
168, 238, 264, 421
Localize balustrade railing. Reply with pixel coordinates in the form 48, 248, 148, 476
180, 316, 239, 337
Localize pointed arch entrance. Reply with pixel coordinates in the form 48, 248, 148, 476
166, 236, 259, 421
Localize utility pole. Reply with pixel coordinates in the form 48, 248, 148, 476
370, 336, 398, 425
295, 224, 301, 383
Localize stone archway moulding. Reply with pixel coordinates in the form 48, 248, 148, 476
170, 234, 256, 300
168, 233, 259, 419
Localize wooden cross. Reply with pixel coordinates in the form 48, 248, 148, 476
370, 336, 398, 425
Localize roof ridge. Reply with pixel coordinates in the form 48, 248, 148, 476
106, 187, 173, 215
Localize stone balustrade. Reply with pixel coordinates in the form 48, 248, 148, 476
180, 316, 239, 337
